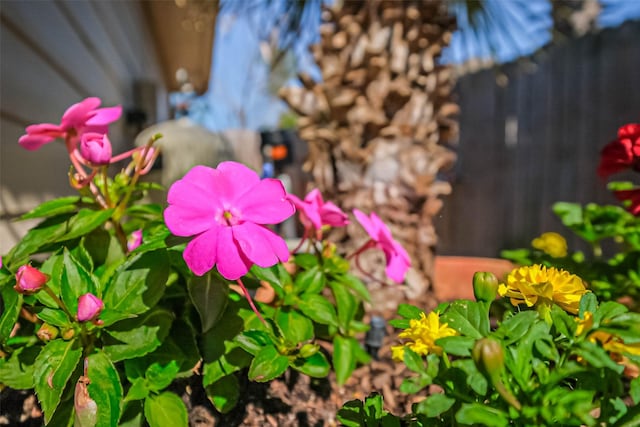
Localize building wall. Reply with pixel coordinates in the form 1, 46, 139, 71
1, 0, 168, 254
435, 21, 640, 257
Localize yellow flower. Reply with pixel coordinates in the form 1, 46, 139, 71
394, 312, 458, 358
532, 232, 568, 258
575, 311, 594, 336
577, 311, 640, 357
391, 345, 405, 362
498, 265, 588, 314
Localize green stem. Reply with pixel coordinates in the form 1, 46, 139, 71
43, 285, 74, 320
113, 140, 155, 221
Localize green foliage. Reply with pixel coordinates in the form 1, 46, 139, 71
502, 201, 640, 306
343, 291, 640, 426
1, 105, 375, 427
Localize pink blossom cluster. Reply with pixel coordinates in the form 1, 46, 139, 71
164, 162, 411, 284
18, 97, 157, 180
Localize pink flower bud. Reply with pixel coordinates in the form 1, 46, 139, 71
80, 133, 112, 165
127, 229, 143, 252
77, 293, 104, 322
14, 265, 49, 294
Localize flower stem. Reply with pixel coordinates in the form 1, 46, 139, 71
236, 278, 267, 326
43, 285, 74, 320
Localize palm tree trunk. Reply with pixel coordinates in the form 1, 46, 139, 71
281, 0, 458, 309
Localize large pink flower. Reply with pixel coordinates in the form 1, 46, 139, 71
164, 162, 295, 279
19, 97, 122, 151
288, 189, 349, 236
353, 209, 411, 283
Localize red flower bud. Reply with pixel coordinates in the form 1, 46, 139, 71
80, 132, 112, 165
14, 265, 49, 294
77, 293, 104, 322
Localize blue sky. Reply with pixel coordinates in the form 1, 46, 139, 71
197, 0, 640, 132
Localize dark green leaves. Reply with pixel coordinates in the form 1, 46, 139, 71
33, 339, 82, 423
187, 271, 229, 332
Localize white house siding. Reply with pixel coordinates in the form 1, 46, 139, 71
0, 0, 168, 254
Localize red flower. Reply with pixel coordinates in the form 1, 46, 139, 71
613, 187, 640, 216
597, 123, 640, 178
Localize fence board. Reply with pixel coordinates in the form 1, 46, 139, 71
436, 21, 640, 257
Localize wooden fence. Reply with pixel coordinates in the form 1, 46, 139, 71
435, 20, 640, 257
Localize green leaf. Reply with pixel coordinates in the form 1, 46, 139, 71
87, 350, 123, 427
145, 361, 180, 392
0, 345, 40, 389
297, 294, 339, 326
631, 376, 640, 405
0, 285, 22, 342
124, 377, 149, 402
330, 282, 358, 332
235, 330, 273, 355
397, 303, 424, 320
436, 335, 475, 357
414, 393, 455, 417
276, 308, 314, 344
594, 301, 628, 325
494, 311, 538, 345
33, 339, 83, 423
72, 242, 95, 275
250, 264, 285, 296
441, 300, 488, 339
37, 252, 64, 308
579, 293, 598, 317
102, 250, 169, 325
56, 208, 114, 242
574, 341, 624, 373
456, 403, 509, 427
203, 347, 252, 386
337, 399, 366, 427
187, 271, 229, 332
248, 345, 288, 382
295, 265, 325, 295
553, 202, 584, 228
144, 392, 188, 427
6, 214, 74, 267
60, 248, 99, 315
294, 253, 319, 269
551, 305, 576, 338
206, 374, 239, 414
399, 375, 432, 394
36, 307, 71, 328
103, 308, 173, 362
336, 274, 371, 303
333, 335, 358, 385
20, 196, 82, 220
402, 346, 424, 373
292, 352, 330, 378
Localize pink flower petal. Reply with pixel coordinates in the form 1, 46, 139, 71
239, 179, 295, 224
61, 97, 101, 129
25, 123, 64, 135
165, 166, 222, 236
216, 227, 252, 279
86, 106, 122, 126
215, 161, 261, 204
353, 209, 379, 237
320, 201, 349, 226
233, 222, 289, 267
18, 133, 57, 151
385, 251, 410, 283
183, 227, 221, 276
